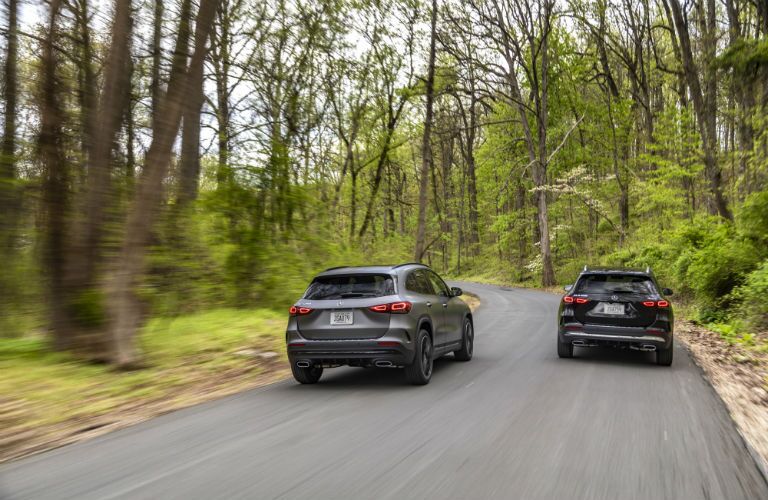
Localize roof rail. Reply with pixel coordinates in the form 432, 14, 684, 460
393, 262, 428, 269
645, 265, 651, 273
583, 264, 588, 272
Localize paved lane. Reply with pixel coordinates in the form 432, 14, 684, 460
2, 282, 767, 499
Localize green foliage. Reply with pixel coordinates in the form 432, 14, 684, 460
737, 191, 768, 245
715, 38, 768, 75
732, 260, 768, 331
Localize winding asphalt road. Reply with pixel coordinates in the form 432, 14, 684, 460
2, 282, 767, 499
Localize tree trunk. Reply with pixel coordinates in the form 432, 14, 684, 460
0, 0, 19, 258
0, 0, 18, 253
68, 0, 135, 316
666, 0, 732, 220
39, 0, 71, 350
151, 0, 163, 130
178, 0, 203, 205
414, 0, 438, 262
106, 0, 218, 368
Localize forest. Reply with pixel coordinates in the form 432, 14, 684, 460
0, 0, 766, 368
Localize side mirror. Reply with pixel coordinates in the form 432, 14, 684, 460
662, 288, 673, 296
563, 284, 573, 292
450, 287, 463, 297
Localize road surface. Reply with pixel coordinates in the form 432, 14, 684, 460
2, 282, 767, 499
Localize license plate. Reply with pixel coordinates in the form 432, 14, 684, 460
330, 310, 353, 325
603, 303, 625, 315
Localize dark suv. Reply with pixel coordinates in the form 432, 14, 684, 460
286, 264, 473, 385
557, 266, 674, 366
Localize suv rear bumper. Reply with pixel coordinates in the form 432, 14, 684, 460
559, 323, 673, 350
286, 330, 416, 367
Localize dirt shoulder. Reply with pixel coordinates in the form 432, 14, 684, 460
676, 321, 768, 474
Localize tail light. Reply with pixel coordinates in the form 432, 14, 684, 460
642, 301, 670, 308
563, 296, 588, 304
289, 306, 314, 316
369, 301, 412, 314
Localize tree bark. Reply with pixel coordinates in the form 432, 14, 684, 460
68, 0, 135, 313
151, 0, 163, 131
414, 0, 438, 262
39, 0, 71, 350
106, 0, 218, 368
0, 0, 19, 252
178, 0, 204, 205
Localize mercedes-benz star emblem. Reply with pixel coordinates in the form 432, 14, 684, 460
611, 295, 618, 301
337, 300, 344, 307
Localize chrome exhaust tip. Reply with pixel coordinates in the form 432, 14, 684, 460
375, 360, 394, 368
630, 344, 657, 352
296, 360, 311, 368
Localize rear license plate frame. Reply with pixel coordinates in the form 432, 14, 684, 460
330, 310, 354, 325
602, 303, 625, 315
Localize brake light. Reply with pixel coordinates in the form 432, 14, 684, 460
369, 301, 412, 314
642, 300, 670, 308
564, 296, 588, 304
289, 306, 313, 316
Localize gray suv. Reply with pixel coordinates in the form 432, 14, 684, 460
286, 263, 474, 385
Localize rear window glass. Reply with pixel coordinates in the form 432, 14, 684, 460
304, 274, 395, 300
575, 274, 656, 295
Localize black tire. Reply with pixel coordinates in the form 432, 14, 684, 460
291, 363, 323, 384
557, 337, 573, 358
454, 318, 474, 361
656, 346, 673, 366
405, 329, 434, 385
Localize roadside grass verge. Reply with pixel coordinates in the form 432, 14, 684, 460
0, 309, 289, 463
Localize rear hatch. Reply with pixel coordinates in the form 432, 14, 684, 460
572, 274, 658, 328
296, 273, 396, 340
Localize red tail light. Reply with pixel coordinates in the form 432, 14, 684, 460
289, 306, 313, 316
369, 301, 412, 314
642, 300, 670, 308
564, 296, 588, 304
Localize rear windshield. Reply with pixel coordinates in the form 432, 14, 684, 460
575, 274, 657, 295
303, 274, 396, 300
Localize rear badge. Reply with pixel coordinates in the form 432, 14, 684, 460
337, 300, 344, 307
611, 295, 618, 301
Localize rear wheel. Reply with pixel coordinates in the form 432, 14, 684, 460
291, 363, 323, 384
405, 329, 433, 385
454, 318, 474, 361
557, 336, 573, 358
656, 346, 673, 366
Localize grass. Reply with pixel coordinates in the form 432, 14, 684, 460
0, 308, 288, 451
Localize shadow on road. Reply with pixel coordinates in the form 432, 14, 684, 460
568, 346, 662, 367
283, 357, 461, 389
